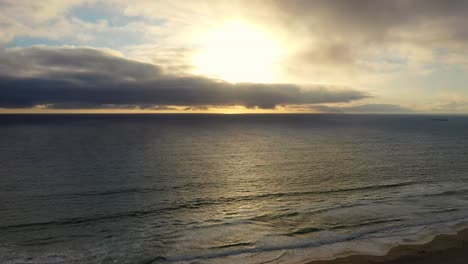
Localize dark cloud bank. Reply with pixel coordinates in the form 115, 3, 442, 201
0, 47, 368, 110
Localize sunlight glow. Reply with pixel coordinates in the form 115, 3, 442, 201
193, 21, 283, 83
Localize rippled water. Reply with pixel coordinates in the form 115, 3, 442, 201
1, 114, 468, 263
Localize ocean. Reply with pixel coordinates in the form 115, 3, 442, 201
1, 114, 468, 264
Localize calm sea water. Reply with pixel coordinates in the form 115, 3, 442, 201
1, 114, 468, 263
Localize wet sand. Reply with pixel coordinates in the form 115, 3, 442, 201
307, 228, 468, 264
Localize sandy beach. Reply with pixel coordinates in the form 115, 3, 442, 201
308, 228, 468, 264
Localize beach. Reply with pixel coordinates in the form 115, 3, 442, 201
309, 228, 468, 264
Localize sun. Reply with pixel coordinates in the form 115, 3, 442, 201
193, 21, 283, 83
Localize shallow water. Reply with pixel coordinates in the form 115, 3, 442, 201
1, 114, 468, 263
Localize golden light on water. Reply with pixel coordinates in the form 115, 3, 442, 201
193, 21, 283, 84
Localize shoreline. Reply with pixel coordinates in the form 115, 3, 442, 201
306, 227, 468, 264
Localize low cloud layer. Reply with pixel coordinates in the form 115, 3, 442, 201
310, 104, 414, 114
0, 47, 368, 109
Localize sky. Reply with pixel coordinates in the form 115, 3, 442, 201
1, 0, 468, 113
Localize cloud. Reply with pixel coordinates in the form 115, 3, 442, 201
242, 0, 468, 81
268, 0, 468, 45
0, 47, 368, 109
3, 1, 467, 113
295, 104, 414, 114
425, 94, 468, 113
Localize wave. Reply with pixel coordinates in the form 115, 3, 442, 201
31, 180, 418, 202
1, 181, 418, 231
283, 218, 405, 236
420, 189, 468, 198
17, 236, 66, 246
178, 180, 418, 211
31, 187, 169, 199
287, 227, 322, 235
249, 211, 300, 222
145, 214, 468, 264
210, 242, 253, 249
238, 181, 419, 201
0, 207, 177, 231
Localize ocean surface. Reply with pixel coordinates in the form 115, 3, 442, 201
1, 114, 468, 264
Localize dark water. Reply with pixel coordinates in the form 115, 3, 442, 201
1, 114, 468, 263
